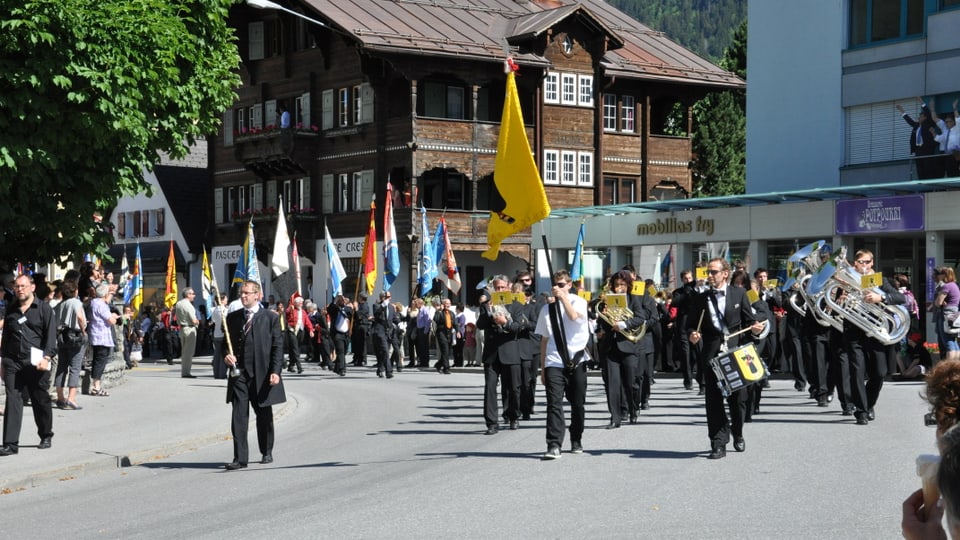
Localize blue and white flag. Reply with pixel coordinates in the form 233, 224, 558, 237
570, 222, 585, 283
418, 207, 437, 289
233, 219, 261, 286
325, 224, 346, 299
383, 182, 400, 291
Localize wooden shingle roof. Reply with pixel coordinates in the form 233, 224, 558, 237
300, 0, 742, 88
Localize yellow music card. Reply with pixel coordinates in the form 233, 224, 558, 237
606, 293, 627, 308
577, 290, 592, 301
646, 285, 657, 296
513, 293, 527, 304
491, 291, 512, 305
696, 266, 708, 281
860, 272, 882, 289
631, 282, 645, 295
763, 278, 779, 289
746, 289, 760, 305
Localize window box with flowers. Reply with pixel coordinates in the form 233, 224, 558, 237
290, 206, 318, 220
234, 124, 282, 142
924, 342, 940, 357
294, 123, 321, 136
231, 207, 279, 223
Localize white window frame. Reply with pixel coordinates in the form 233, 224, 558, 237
543, 150, 559, 185
560, 151, 576, 185
620, 95, 635, 133
353, 85, 362, 125
577, 152, 594, 186
578, 74, 594, 107
543, 72, 559, 104
338, 88, 349, 127
561, 73, 577, 105
602, 94, 616, 131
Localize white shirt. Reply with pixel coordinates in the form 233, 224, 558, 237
535, 294, 589, 369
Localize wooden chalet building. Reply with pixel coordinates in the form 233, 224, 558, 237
210, 0, 742, 304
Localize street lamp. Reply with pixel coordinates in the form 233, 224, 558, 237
246, 0, 329, 29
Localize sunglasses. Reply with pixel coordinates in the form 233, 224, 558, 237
855, 259, 872, 264
707, 269, 722, 275
554, 282, 569, 287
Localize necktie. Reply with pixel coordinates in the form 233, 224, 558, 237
244, 309, 253, 335
445, 310, 452, 329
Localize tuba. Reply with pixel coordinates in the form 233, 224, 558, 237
804, 246, 909, 345
598, 293, 647, 343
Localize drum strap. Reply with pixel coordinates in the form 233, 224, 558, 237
549, 302, 573, 368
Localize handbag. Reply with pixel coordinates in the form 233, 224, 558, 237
129, 342, 143, 362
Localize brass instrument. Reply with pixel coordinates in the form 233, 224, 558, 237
598, 293, 646, 343
804, 246, 909, 345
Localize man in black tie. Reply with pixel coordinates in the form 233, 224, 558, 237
689, 258, 763, 459
432, 298, 455, 374
327, 295, 353, 376
371, 291, 398, 378
223, 280, 285, 470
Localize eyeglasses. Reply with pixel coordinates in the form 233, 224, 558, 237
707, 269, 722, 275
855, 259, 873, 265
239, 290, 257, 296
554, 282, 569, 287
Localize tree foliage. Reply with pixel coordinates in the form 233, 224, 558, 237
0, 0, 240, 265
608, 0, 746, 62
690, 20, 747, 197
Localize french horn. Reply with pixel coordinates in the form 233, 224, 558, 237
598, 293, 647, 343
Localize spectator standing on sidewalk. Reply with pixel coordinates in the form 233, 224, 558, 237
0, 274, 57, 456
175, 288, 199, 378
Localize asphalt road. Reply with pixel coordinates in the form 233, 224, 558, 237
0, 364, 934, 539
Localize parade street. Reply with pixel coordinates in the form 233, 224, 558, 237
0, 358, 932, 539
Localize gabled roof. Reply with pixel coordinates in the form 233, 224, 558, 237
299, 0, 741, 88
154, 164, 209, 255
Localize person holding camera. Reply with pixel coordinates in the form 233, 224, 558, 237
477, 275, 523, 435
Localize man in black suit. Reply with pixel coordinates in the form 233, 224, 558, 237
898, 99, 942, 179
843, 249, 906, 425
371, 291, 399, 378
351, 293, 372, 366
513, 276, 540, 421
689, 258, 763, 460
432, 298, 455, 374
671, 270, 699, 391
223, 280, 285, 470
477, 275, 523, 434
326, 295, 353, 376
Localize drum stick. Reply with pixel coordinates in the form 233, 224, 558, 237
695, 310, 705, 333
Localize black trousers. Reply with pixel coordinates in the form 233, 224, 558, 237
845, 331, 888, 414
700, 337, 746, 447
544, 363, 587, 449
415, 330, 431, 367
286, 329, 303, 371
805, 329, 831, 398
435, 330, 452, 371
372, 329, 393, 375
483, 360, 520, 427
1, 357, 53, 449
229, 371, 274, 464
828, 331, 852, 410
519, 357, 538, 416
352, 327, 368, 365
605, 351, 638, 423
675, 334, 696, 387
332, 332, 350, 374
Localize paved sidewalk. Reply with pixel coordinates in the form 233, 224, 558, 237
0, 355, 291, 492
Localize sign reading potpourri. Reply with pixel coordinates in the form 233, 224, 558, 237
835, 194, 924, 234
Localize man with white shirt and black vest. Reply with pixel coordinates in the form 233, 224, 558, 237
689, 258, 763, 460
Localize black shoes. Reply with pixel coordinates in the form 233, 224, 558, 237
0, 445, 18, 456
225, 462, 247, 470
377, 371, 383, 378
855, 413, 869, 425
509, 420, 519, 430
867, 408, 876, 421
697, 387, 705, 396
629, 415, 638, 424
708, 445, 726, 460
484, 425, 498, 435
684, 384, 693, 391
260, 454, 273, 464
733, 437, 745, 452
38, 437, 52, 450
386, 373, 394, 379
640, 402, 650, 410
606, 421, 621, 430
817, 396, 829, 407
521, 413, 531, 421
182, 374, 196, 379
570, 441, 583, 454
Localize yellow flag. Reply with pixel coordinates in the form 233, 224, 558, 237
164, 240, 177, 308
482, 69, 551, 260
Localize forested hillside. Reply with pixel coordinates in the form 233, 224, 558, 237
607, 0, 746, 62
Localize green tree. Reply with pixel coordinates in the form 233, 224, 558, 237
691, 20, 746, 197
0, 0, 240, 265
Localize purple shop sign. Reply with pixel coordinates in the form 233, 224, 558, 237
835, 194, 924, 235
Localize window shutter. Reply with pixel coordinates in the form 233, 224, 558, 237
846, 105, 871, 165
248, 22, 264, 61
265, 100, 277, 129
322, 89, 333, 130
361, 83, 374, 124
322, 174, 334, 214
301, 92, 311, 128
155, 209, 165, 236
117, 212, 126, 239
133, 211, 141, 237
215, 188, 224, 224
223, 110, 233, 147
253, 183, 264, 210
251, 104, 263, 130
266, 180, 277, 209
360, 170, 374, 206
300, 177, 311, 210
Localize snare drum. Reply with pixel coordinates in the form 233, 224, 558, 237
708, 343, 768, 397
